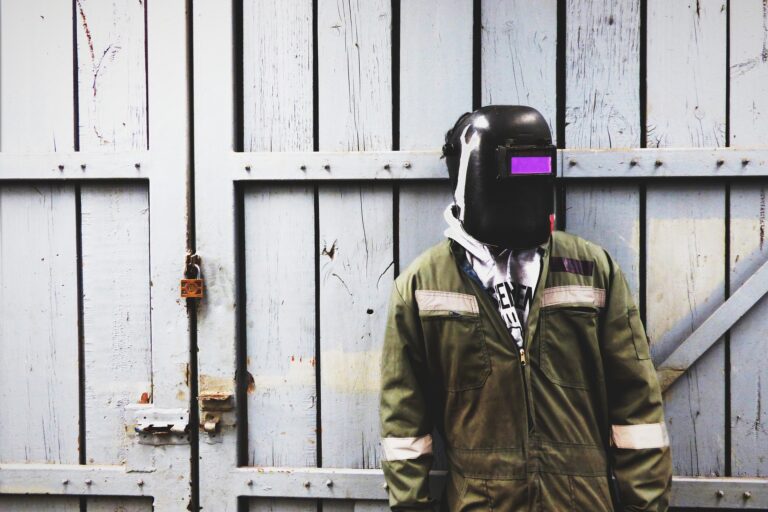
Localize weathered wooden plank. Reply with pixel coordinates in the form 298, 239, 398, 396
565, 0, 639, 148
729, 1, 768, 477
318, 183, 394, 470
0, 186, 80, 465
397, 183, 454, 276
80, 184, 153, 512
399, 0, 472, 150
646, 184, 726, 476
318, 0, 392, 151
243, 0, 313, 152
244, 185, 317, 512
0, 497, 82, 511
75, 0, 147, 151
0, 0, 74, 152
646, 0, 726, 148
481, 0, 557, 144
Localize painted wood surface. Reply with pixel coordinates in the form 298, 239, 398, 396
244, 185, 317, 512
646, 0, 727, 477
318, 0, 392, 152
729, 0, 768, 477
75, 0, 147, 151
243, 0, 313, 152
481, 0, 557, 144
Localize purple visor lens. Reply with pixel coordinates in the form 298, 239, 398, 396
510, 156, 552, 175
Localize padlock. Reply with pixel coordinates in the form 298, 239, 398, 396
180, 263, 204, 299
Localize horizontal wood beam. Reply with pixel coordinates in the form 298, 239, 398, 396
657, 256, 768, 392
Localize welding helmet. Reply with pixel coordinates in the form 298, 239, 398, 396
442, 105, 555, 249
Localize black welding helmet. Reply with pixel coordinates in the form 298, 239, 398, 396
442, 105, 555, 249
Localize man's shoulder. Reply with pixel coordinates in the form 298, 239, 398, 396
553, 230, 611, 264
393, 238, 458, 296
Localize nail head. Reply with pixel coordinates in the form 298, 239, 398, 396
85, 479, 93, 485
58, 164, 64, 171
303, 480, 311, 488
325, 479, 334, 487
137, 479, 144, 487
715, 490, 724, 498
403, 161, 412, 169
744, 491, 752, 499
323, 164, 331, 171
246, 479, 253, 486
245, 165, 251, 171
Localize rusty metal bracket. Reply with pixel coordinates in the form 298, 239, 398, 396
127, 404, 190, 446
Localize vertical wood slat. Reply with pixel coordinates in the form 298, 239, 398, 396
563, 0, 642, 306
75, 0, 147, 151
317, 4, 393, 512
646, 0, 727, 477
729, 0, 768, 477
242, 3, 316, 512
0, 2, 78, 511
243, 0, 313, 153
481, 0, 557, 144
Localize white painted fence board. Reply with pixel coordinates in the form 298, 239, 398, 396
245, 185, 317, 512
646, 0, 726, 148
243, 0, 313, 152
0, 497, 82, 511
318, 0, 392, 152
399, 0, 472, 150
318, 183, 393, 470
75, 0, 147, 151
481, 0, 557, 144
646, 184, 725, 477
81, 183, 153, 512
730, 0, 768, 148
0, 184, 79, 512
565, 0, 639, 148
398, 183, 454, 275
0, 0, 74, 152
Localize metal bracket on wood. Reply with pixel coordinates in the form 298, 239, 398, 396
656, 256, 768, 392
126, 404, 190, 445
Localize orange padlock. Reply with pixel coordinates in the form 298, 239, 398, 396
181, 263, 204, 299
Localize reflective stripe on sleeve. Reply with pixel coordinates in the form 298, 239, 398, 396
611, 422, 670, 449
381, 434, 433, 461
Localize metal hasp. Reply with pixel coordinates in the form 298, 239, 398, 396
127, 404, 190, 446
181, 252, 204, 298
199, 391, 234, 436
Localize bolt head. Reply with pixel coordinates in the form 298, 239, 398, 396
137, 479, 144, 486
744, 491, 752, 499
62, 479, 69, 485
246, 479, 253, 486
715, 489, 724, 498
323, 164, 331, 171
85, 479, 93, 485
403, 161, 412, 169
303, 480, 311, 488
568, 160, 577, 167
58, 164, 64, 171
325, 479, 334, 487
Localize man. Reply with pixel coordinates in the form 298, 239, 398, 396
379, 106, 672, 511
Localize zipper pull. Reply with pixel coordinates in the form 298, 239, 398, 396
519, 348, 527, 366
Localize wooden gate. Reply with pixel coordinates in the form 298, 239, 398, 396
3, 0, 768, 510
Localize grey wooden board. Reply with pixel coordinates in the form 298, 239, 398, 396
0, 184, 79, 512
317, 0, 392, 152
75, 0, 147, 151
243, 0, 313, 152
399, 0, 472, 150
729, 0, 768, 149
729, 184, 768, 477
0, 497, 81, 511
249, 499, 317, 512
398, 183, 454, 279
646, 0, 726, 148
565, 0, 639, 148
481, 0, 557, 144
320, 501, 388, 512
318, 183, 394, 470
646, 183, 726, 477
81, 183, 153, 512
244, 184, 318, 470
565, 184, 641, 306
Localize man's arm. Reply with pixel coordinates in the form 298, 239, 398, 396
600, 251, 673, 512
380, 278, 436, 510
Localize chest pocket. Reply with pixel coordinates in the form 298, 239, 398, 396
416, 290, 491, 392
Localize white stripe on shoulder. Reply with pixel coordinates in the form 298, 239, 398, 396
381, 434, 433, 462
611, 422, 669, 449
415, 290, 478, 315
541, 285, 606, 308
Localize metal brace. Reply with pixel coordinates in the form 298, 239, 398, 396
127, 404, 190, 446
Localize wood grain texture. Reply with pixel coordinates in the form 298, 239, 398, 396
399, 0, 472, 150
318, 0, 392, 151
729, 0, 768, 477
243, 0, 313, 152
318, 183, 394, 470
0, 0, 74, 152
244, 185, 317, 512
398, 183, 454, 274
80, 184, 153, 512
0, 185, 80, 467
75, 0, 147, 151
481, 0, 557, 144
646, 184, 725, 477
646, 0, 726, 148
729, 0, 768, 148
565, 0, 639, 148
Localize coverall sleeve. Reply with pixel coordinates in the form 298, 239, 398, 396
600, 251, 673, 512
379, 279, 436, 511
